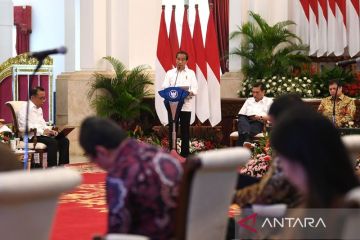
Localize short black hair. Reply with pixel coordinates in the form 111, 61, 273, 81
328, 79, 343, 87
29, 86, 45, 98
79, 117, 128, 157
252, 82, 266, 91
176, 50, 189, 60
268, 93, 303, 121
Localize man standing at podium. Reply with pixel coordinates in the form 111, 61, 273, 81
162, 51, 198, 157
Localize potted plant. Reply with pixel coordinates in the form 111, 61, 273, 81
230, 11, 310, 96
88, 56, 153, 130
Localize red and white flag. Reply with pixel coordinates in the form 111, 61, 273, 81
193, 4, 210, 123
309, 0, 319, 55
334, 0, 347, 56
155, 6, 173, 125
347, 0, 360, 57
205, 4, 221, 127
328, 0, 337, 55
180, 5, 196, 124
297, 0, 310, 45
180, 5, 196, 71
169, 5, 179, 67
317, 0, 328, 56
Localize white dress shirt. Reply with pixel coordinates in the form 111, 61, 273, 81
18, 101, 50, 137
238, 96, 273, 116
162, 67, 198, 112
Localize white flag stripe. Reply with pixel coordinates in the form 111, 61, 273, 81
347, 0, 360, 57
334, 2, 347, 56
155, 58, 169, 125
190, 98, 196, 124
207, 65, 221, 127
317, 2, 328, 57
327, 0, 336, 55
195, 65, 210, 122
294, 0, 310, 45
293, 0, 360, 57
309, 5, 319, 55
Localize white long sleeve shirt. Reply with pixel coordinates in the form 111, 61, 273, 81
238, 96, 273, 117
162, 67, 198, 112
18, 101, 50, 137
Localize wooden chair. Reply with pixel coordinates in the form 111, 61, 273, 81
175, 147, 251, 240
5, 101, 47, 167
0, 168, 82, 240
342, 134, 360, 165
342, 187, 360, 239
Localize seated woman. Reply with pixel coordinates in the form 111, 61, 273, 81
271, 105, 359, 208
268, 105, 360, 239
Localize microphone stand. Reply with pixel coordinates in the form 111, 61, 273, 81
23, 58, 44, 170
332, 85, 339, 126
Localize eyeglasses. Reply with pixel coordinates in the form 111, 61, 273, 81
36, 96, 46, 100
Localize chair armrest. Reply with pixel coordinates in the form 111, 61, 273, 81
29, 128, 37, 149
232, 118, 238, 132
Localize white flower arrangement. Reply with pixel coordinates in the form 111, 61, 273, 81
240, 76, 319, 98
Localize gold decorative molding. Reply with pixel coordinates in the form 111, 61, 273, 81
0, 53, 53, 83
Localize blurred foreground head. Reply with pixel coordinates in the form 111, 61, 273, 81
268, 93, 303, 124
79, 117, 127, 169
0, 143, 21, 171
271, 105, 359, 207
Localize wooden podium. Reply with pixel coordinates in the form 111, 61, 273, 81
0, 53, 54, 123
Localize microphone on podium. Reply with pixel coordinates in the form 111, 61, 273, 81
29, 46, 67, 60
336, 57, 360, 67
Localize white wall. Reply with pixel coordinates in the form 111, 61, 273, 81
0, 0, 13, 63
12, 0, 65, 83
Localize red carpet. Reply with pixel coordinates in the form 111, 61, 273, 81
51, 163, 107, 240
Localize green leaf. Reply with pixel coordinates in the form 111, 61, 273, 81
88, 57, 154, 127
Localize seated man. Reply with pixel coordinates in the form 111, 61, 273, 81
18, 86, 69, 167
237, 82, 272, 146
79, 117, 183, 240
318, 80, 356, 127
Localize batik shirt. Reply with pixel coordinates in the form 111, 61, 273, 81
106, 139, 183, 240
318, 94, 356, 127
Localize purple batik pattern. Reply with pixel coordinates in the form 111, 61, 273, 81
106, 139, 183, 240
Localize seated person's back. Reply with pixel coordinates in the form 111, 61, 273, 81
80, 117, 183, 240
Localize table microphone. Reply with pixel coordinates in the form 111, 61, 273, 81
29, 46, 67, 60
336, 57, 360, 67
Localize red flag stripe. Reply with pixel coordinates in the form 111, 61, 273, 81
169, 5, 179, 67
180, 5, 196, 71
309, 0, 319, 25
156, 6, 172, 71
335, 0, 346, 27
205, 4, 221, 81
300, 0, 310, 20
351, 0, 360, 16
193, 5, 207, 78
318, 0, 327, 20
328, 0, 336, 16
